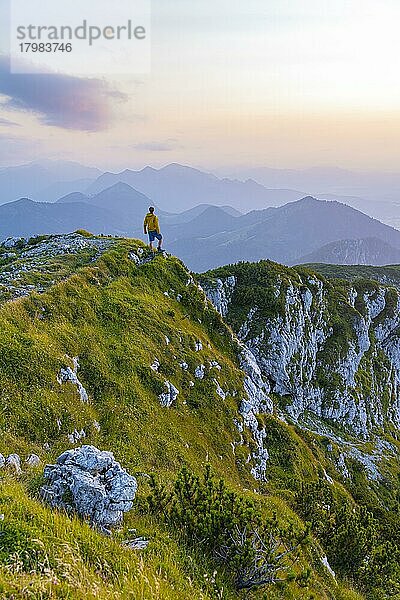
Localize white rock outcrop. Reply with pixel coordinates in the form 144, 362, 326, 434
203, 276, 236, 317
151, 358, 160, 372
205, 274, 400, 440
1, 237, 27, 249
41, 445, 137, 533
58, 357, 89, 403
68, 429, 86, 444
26, 454, 41, 467
6, 454, 21, 473
194, 365, 206, 379
159, 381, 179, 407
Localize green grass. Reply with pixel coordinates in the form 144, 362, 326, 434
0, 478, 231, 600
0, 239, 371, 599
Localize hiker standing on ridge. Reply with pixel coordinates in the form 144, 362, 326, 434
144, 206, 163, 252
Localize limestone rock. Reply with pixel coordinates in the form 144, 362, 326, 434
159, 381, 179, 407
58, 357, 89, 403
150, 358, 160, 372
26, 454, 41, 467
1, 237, 27, 249
209, 360, 222, 371
123, 536, 149, 550
194, 365, 205, 379
68, 429, 86, 444
202, 276, 236, 317
213, 379, 226, 400
6, 454, 21, 473
41, 445, 137, 532
0, 233, 113, 302
321, 556, 336, 579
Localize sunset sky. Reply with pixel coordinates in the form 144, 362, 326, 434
0, 0, 400, 171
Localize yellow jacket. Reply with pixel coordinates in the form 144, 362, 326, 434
144, 213, 160, 234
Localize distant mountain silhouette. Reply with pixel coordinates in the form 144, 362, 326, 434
57, 183, 155, 232
298, 237, 400, 266
164, 206, 240, 242
3, 160, 400, 230
167, 197, 400, 271
2, 194, 400, 273
57, 189, 241, 223
85, 163, 303, 212
0, 198, 124, 239
318, 193, 400, 228
163, 204, 241, 224
39, 179, 94, 203
0, 160, 101, 205
219, 165, 400, 203
0, 184, 239, 241
85, 183, 151, 214
56, 192, 89, 204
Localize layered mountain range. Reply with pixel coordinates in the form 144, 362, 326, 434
2, 185, 400, 271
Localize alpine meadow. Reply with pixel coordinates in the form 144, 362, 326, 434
0, 231, 400, 599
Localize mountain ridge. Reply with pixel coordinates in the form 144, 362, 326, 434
84, 163, 304, 212
298, 237, 400, 266
1, 232, 400, 598
168, 196, 400, 271
2, 193, 400, 271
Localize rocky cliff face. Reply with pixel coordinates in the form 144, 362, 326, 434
201, 262, 400, 443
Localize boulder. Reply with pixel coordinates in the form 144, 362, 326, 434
150, 358, 160, 372
123, 536, 149, 550
41, 445, 137, 533
26, 454, 41, 467
67, 429, 86, 444
6, 454, 21, 473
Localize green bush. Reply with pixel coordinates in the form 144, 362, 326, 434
295, 479, 400, 597
148, 465, 308, 591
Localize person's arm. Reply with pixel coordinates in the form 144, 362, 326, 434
143, 215, 148, 234
155, 216, 160, 234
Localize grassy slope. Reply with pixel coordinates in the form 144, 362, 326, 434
0, 239, 361, 599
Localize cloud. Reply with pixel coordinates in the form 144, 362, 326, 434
0, 117, 20, 127
0, 55, 126, 131
132, 139, 181, 152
